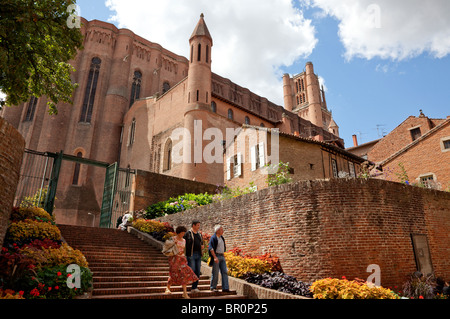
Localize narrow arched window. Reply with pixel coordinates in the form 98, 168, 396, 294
245, 116, 250, 125
163, 139, 172, 171
197, 43, 201, 61
80, 57, 101, 123
206, 45, 209, 63
211, 101, 217, 113
128, 118, 136, 146
130, 71, 142, 108
72, 152, 83, 185
190, 45, 194, 63
24, 96, 38, 122
228, 109, 234, 120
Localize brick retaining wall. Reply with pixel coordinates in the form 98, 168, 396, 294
157, 178, 450, 287
0, 117, 25, 247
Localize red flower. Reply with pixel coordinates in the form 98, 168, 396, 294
67, 274, 72, 278
48, 287, 52, 291
30, 288, 40, 297
419, 296, 424, 299
55, 286, 59, 290
57, 272, 62, 276
342, 276, 347, 280
19, 291, 24, 296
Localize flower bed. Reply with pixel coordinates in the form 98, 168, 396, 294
0, 207, 92, 299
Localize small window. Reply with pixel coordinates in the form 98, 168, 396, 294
420, 175, 434, 188
348, 162, 356, 178
228, 109, 234, 120
331, 159, 338, 178
197, 43, 201, 62
442, 139, 450, 151
410, 127, 421, 141
226, 154, 242, 180
245, 116, 250, 125
211, 101, 217, 113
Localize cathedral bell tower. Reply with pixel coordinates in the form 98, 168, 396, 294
186, 13, 213, 107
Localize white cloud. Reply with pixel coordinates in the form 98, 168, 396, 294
305, 0, 450, 61
105, 0, 317, 105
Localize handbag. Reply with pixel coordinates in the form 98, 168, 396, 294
162, 238, 179, 257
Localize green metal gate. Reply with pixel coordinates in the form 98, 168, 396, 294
15, 149, 135, 228
99, 163, 118, 228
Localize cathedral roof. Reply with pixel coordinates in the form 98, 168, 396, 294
190, 13, 213, 43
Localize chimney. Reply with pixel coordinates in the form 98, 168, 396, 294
352, 134, 358, 147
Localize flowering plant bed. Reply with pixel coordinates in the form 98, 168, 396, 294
0, 207, 92, 299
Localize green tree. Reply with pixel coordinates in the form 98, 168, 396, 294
0, 0, 83, 114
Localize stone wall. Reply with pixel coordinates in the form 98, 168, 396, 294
157, 178, 450, 287
0, 117, 25, 247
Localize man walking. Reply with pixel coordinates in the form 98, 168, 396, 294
184, 220, 203, 293
208, 225, 229, 292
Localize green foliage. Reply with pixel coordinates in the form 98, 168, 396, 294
395, 162, 410, 185
213, 182, 257, 201
0, 0, 84, 114
144, 193, 213, 219
266, 162, 293, 186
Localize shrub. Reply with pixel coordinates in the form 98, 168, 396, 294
310, 277, 400, 299
145, 193, 213, 219
244, 272, 313, 298
26, 264, 92, 299
10, 207, 55, 224
224, 250, 272, 279
402, 272, 436, 299
132, 219, 167, 233
21, 243, 89, 269
5, 219, 61, 242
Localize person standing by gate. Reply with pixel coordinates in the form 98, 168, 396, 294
184, 220, 203, 293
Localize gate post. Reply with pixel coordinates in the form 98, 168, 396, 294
45, 151, 63, 215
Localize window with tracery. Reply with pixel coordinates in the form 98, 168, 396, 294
80, 57, 101, 123
130, 71, 142, 107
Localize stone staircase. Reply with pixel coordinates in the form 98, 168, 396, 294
58, 225, 244, 299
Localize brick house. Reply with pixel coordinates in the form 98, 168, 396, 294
347, 111, 450, 190
224, 125, 365, 190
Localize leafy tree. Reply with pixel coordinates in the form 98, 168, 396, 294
0, 0, 83, 114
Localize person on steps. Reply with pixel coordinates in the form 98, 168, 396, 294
165, 226, 199, 298
184, 220, 203, 293
208, 225, 230, 292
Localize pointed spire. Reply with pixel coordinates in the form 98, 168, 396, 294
190, 13, 212, 44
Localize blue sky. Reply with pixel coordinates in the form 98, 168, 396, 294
75, 0, 450, 147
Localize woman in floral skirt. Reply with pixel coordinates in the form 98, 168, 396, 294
165, 226, 199, 298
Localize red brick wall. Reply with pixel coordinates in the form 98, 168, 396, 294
158, 178, 450, 287
0, 117, 25, 247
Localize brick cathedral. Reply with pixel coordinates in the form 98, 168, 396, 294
1, 14, 345, 225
